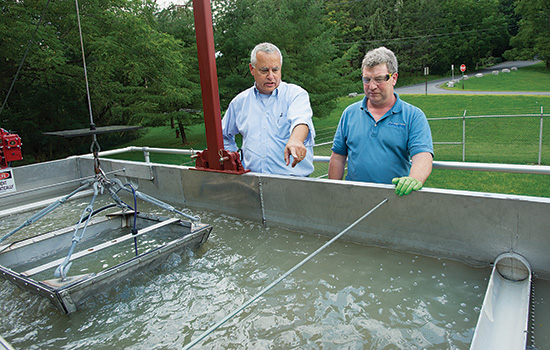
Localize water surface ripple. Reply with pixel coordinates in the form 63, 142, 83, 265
0, 198, 489, 349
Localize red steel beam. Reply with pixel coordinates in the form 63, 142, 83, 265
191, 0, 248, 174
192, 0, 224, 170
193, 0, 250, 174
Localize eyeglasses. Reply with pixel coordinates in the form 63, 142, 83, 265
362, 73, 394, 86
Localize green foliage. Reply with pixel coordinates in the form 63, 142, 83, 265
504, 0, 550, 68
327, 0, 511, 76
212, 0, 256, 108
214, 0, 344, 119
0, 0, 198, 162
149, 4, 203, 144
0, 0, 539, 164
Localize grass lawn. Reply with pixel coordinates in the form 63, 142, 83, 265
107, 63, 550, 197
443, 62, 550, 92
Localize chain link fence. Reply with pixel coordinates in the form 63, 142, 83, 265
311, 107, 550, 178
429, 108, 549, 165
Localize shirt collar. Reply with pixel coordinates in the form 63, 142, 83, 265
253, 82, 281, 98
362, 92, 403, 116
391, 93, 403, 114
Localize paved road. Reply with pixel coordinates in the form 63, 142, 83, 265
394, 60, 550, 95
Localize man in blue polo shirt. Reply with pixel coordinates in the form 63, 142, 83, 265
222, 42, 315, 176
328, 47, 433, 196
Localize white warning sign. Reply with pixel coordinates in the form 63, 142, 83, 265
0, 169, 17, 195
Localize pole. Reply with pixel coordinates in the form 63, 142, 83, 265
462, 110, 466, 161
424, 66, 429, 95
452, 64, 454, 82
539, 106, 544, 165
182, 198, 389, 350
425, 75, 428, 95
192, 0, 224, 170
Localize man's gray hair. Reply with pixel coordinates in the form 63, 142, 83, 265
250, 42, 283, 68
361, 47, 398, 74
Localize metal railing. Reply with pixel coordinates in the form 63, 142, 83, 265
97, 146, 200, 163
95, 146, 550, 176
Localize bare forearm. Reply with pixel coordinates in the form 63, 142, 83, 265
285, 124, 310, 167
409, 152, 433, 184
328, 152, 346, 180
289, 124, 309, 144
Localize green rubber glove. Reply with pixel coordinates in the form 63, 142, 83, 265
391, 176, 422, 196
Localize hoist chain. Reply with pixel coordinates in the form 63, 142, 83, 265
90, 139, 101, 175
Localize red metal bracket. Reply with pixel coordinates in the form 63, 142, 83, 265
0, 128, 23, 169
191, 0, 248, 174
192, 149, 250, 174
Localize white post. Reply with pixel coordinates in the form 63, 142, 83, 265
451, 64, 454, 81
539, 106, 544, 165
462, 110, 467, 162
144, 150, 151, 163
424, 67, 429, 95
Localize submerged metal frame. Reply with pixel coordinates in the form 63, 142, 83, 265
0, 213, 212, 313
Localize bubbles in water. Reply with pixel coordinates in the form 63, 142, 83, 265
0, 200, 494, 349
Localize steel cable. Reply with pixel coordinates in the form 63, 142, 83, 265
182, 197, 388, 349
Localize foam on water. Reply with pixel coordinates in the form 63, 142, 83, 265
0, 196, 533, 349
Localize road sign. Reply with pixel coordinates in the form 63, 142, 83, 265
460, 64, 466, 72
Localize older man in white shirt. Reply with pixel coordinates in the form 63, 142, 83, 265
222, 42, 315, 176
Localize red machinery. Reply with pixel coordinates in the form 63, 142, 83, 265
0, 128, 22, 169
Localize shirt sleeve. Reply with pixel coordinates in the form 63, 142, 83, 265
222, 101, 239, 152
286, 87, 315, 146
331, 109, 348, 156
407, 107, 434, 158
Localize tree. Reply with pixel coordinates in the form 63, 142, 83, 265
214, 0, 344, 119
155, 3, 203, 145
427, 0, 510, 72
0, 0, 197, 161
210, 0, 256, 110
326, 0, 510, 77
505, 0, 550, 68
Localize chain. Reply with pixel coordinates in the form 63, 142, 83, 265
90, 139, 101, 175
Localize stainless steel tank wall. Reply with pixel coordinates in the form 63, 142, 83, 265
88, 157, 550, 279
0, 157, 93, 213
9, 157, 550, 279
259, 175, 550, 273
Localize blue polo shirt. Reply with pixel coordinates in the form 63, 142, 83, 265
222, 81, 315, 176
332, 93, 433, 184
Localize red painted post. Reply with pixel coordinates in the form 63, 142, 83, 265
191, 0, 248, 174
192, 0, 224, 170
